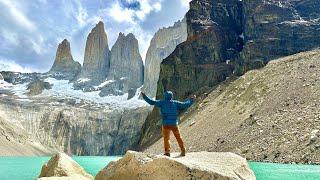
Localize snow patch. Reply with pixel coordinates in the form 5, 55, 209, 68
94, 79, 115, 89
39, 78, 147, 109
77, 78, 91, 83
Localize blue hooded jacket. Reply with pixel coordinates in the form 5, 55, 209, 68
142, 91, 193, 125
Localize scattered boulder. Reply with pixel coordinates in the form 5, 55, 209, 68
38, 153, 93, 180
95, 151, 256, 180
27, 79, 52, 96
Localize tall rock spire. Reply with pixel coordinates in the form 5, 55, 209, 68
77, 21, 110, 83
49, 39, 81, 79
108, 32, 144, 89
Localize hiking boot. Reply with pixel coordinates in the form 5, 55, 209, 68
180, 151, 186, 156
164, 153, 170, 157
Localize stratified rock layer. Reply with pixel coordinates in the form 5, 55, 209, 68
144, 18, 187, 97
108, 33, 144, 90
95, 151, 255, 180
38, 153, 93, 180
76, 21, 110, 84
49, 39, 81, 80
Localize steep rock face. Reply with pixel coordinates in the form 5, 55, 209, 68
76, 21, 110, 85
144, 18, 187, 97
0, 116, 54, 156
108, 33, 144, 90
139, 0, 243, 146
95, 151, 256, 180
48, 39, 81, 79
38, 153, 93, 180
240, 0, 320, 71
0, 92, 150, 155
139, 0, 320, 148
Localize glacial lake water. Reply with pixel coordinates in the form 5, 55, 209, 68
0, 156, 320, 180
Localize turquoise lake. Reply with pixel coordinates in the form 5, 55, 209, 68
0, 156, 319, 180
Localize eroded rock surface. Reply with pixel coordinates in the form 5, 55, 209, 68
38, 153, 93, 180
95, 151, 255, 180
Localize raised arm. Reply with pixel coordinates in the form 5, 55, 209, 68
141, 92, 162, 107
175, 95, 196, 110
176, 99, 193, 110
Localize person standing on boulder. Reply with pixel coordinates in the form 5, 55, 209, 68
141, 91, 195, 157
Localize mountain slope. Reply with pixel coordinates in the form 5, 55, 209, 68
145, 49, 320, 164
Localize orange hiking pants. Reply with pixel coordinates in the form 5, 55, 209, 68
162, 125, 185, 154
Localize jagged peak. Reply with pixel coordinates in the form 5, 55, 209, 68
90, 21, 106, 35
61, 38, 69, 44
116, 32, 137, 41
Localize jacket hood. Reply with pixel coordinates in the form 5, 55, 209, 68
164, 91, 173, 100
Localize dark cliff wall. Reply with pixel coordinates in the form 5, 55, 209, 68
138, 0, 320, 148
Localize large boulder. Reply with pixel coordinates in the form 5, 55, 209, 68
27, 79, 52, 96
38, 153, 93, 180
95, 151, 256, 180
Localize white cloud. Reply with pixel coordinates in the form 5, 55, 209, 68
107, 2, 136, 23
107, 0, 163, 24
0, 58, 35, 73
180, 0, 191, 8
0, 0, 36, 32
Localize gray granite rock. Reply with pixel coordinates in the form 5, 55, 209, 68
143, 18, 187, 97
108, 33, 144, 91
48, 39, 81, 80
76, 21, 111, 86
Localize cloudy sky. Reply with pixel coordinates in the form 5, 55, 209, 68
0, 0, 190, 72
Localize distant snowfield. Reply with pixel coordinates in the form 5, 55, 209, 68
0, 78, 148, 109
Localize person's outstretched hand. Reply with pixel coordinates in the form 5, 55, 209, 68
190, 95, 196, 101
140, 91, 145, 97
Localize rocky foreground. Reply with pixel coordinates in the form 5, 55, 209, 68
146, 49, 320, 164
38, 151, 256, 180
